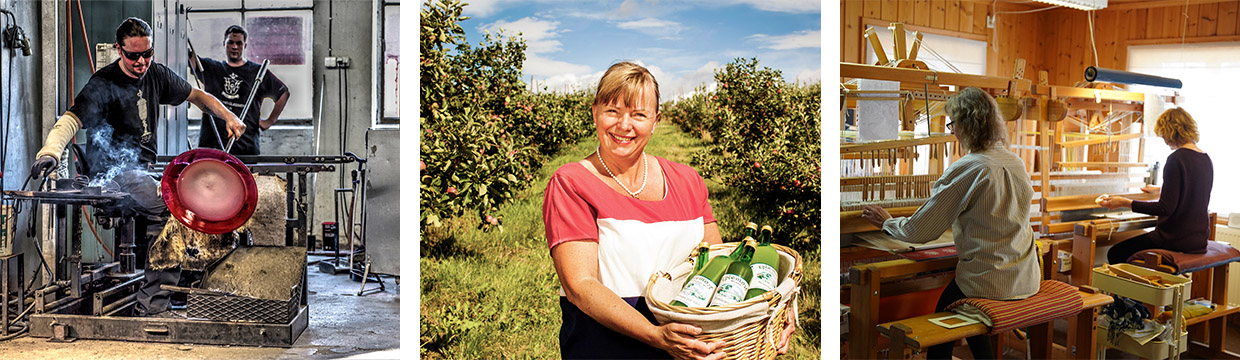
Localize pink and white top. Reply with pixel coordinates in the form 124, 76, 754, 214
543, 155, 716, 299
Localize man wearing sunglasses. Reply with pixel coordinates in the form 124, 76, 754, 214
190, 24, 290, 155
29, 17, 245, 318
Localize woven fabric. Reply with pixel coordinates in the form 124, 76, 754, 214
1127, 240, 1240, 274
947, 280, 1083, 336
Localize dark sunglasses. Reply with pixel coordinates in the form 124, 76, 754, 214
118, 46, 154, 61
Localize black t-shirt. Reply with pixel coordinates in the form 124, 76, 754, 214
68, 60, 192, 178
196, 57, 288, 155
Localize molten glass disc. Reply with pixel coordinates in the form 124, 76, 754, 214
177, 159, 245, 221
162, 148, 257, 234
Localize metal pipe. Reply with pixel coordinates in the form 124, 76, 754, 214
1084, 67, 1182, 89
103, 299, 135, 316
94, 276, 141, 299
225, 59, 270, 152
100, 294, 136, 315
41, 294, 81, 313
33, 282, 63, 297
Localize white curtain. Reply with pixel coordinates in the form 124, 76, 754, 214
1128, 42, 1240, 216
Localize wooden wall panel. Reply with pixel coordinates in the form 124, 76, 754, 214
900, 0, 915, 27
864, 0, 881, 21
1219, 1, 1238, 36
1149, 7, 1165, 40
961, 2, 975, 34
931, 0, 946, 29
1200, 3, 1218, 36
1186, 4, 1200, 37
882, 0, 898, 20
946, 0, 961, 32
1131, 9, 1148, 41
915, 0, 931, 27
843, 0, 1240, 84
1164, 6, 1180, 39
843, 0, 862, 63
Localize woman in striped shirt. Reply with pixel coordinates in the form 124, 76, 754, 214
861, 87, 1042, 360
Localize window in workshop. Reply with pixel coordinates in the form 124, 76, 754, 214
863, 25, 987, 76
1128, 42, 1240, 216
186, 8, 314, 125
380, 3, 399, 126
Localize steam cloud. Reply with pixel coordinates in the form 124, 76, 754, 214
87, 125, 142, 188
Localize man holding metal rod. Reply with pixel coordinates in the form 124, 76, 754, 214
29, 17, 245, 317
190, 24, 290, 155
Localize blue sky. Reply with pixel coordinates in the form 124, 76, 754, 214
458, 0, 822, 100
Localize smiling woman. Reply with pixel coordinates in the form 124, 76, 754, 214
543, 61, 729, 359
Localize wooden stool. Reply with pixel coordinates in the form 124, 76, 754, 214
1129, 241, 1240, 359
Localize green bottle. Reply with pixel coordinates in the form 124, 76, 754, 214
691, 242, 710, 275
745, 225, 781, 300
709, 237, 758, 307
727, 222, 760, 258
672, 244, 733, 307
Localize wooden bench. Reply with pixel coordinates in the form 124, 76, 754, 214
877, 287, 1114, 360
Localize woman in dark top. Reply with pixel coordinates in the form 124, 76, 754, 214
1099, 107, 1213, 263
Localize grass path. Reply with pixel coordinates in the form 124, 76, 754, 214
421, 125, 821, 359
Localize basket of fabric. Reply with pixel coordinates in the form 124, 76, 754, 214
645, 242, 802, 360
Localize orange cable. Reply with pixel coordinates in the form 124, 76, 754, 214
66, 0, 73, 102
81, 205, 113, 258
74, 0, 93, 72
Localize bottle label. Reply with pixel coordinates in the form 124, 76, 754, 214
709, 274, 750, 307
748, 263, 778, 293
674, 275, 716, 307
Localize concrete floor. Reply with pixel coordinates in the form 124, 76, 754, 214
1, 256, 400, 359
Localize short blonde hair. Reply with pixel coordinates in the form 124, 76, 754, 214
594, 62, 660, 112
945, 87, 1007, 153
1154, 107, 1199, 147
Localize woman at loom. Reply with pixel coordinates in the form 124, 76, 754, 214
542, 61, 796, 359
860, 87, 1041, 360
1098, 107, 1213, 263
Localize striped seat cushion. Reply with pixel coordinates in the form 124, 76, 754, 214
947, 280, 1083, 336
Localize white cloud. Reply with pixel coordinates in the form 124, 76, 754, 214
523, 54, 593, 79
615, 17, 683, 39
462, 0, 505, 18
479, 17, 565, 54
748, 30, 821, 50
664, 61, 721, 101
537, 70, 606, 93
794, 67, 822, 85
720, 0, 819, 13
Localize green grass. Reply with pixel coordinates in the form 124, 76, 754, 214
420, 125, 821, 359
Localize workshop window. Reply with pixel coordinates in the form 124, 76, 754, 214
1128, 42, 1240, 216
860, 24, 987, 176
186, 8, 314, 125
863, 25, 987, 76
380, 3, 399, 125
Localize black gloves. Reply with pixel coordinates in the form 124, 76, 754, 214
31, 155, 56, 178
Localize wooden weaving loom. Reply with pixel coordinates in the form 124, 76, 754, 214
841, 22, 1176, 360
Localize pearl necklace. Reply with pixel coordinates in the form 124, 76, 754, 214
596, 146, 647, 198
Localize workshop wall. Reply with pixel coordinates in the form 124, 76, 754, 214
842, 0, 1048, 79
842, 1, 1240, 86
5, 0, 47, 284
307, 0, 376, 249
1040, 2, 1240, 85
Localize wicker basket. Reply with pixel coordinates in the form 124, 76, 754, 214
645, 242, 803, 360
